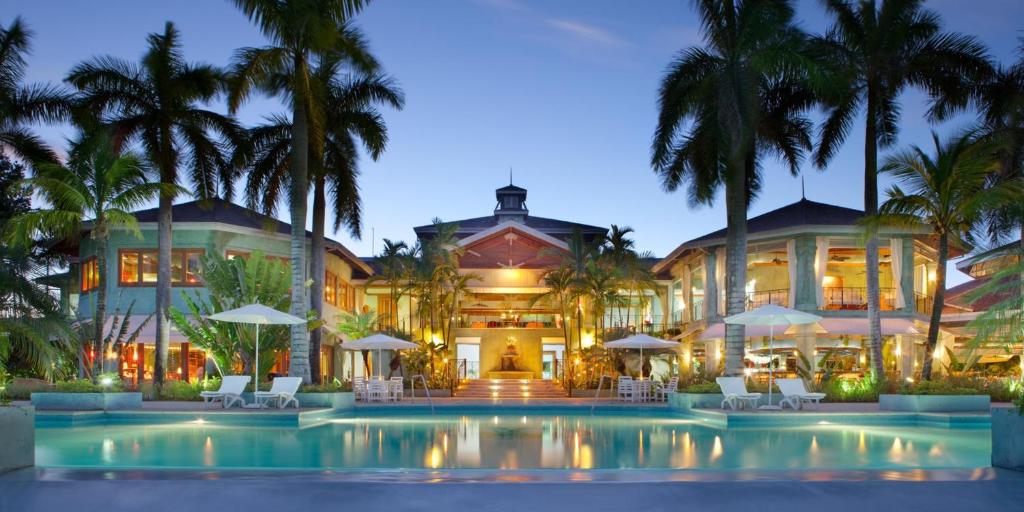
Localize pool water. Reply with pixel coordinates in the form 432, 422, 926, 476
35, 413, 990, 472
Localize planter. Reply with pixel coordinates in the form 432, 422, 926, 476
31, 392, 143, 411
0, 406, 34, 472
879, 394, 990, 413
992, 408, 1024, 471
294, 392, 354, 410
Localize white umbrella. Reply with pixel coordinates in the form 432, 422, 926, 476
341, 334, 418, 378
207, 304, 306, 393
604, 334, 678, 380
724, 304, 821, 410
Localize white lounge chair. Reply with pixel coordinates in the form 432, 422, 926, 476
617, 376, 634, 402
254, 377, 302, 409
353, 376, 367, 401
716, 376, 762, 410
655, 376, 679, 402
200, 375, 250, 409
777, 378, 826, 410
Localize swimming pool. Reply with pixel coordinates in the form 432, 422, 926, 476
35, 411, 990, 473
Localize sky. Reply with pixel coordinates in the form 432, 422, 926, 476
10, 0, 1024, 285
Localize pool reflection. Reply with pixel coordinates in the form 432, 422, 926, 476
35, 414, 990, 471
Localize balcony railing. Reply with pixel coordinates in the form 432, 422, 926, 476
824, 287, 895, 311
746, 289, 789, 310
914, 292, 934, 316
458, 314, 561, 329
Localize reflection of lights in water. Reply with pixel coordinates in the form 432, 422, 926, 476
810, 435, 819, 458
492, 416, 500, 425
672, 430, 676, 447
101, 438, 115, 463
203, 436, 214, 466
442, 432, 449, 454
192, 419, 206, 425
929, 445, 943, 457
521, 416, 528, 425
426, 446, 443, 468
579, 444, 593, 469
711, 436, 723, 462
638, 430, 644, 465
817, 420, 831, 425
890, 437, 904, 460
858, 430, 866, 454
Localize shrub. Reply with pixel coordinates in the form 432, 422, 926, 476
901, 379, 978, 395
682, 382, 721, 394
4, 378, 54, 400
139, 377, 222, 401
54, 379, 124, 393
822, 375, 882, 402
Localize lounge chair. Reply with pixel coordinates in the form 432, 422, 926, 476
655, 376, 679, 402
617, 376, 634, 402
716, 377, 762, 410
200, 375, 250, 409
777, 378, 826, 410
353, 376, 367, 401
254, 377, 302, 409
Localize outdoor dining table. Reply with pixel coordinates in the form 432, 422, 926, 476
630, 379, 653, 402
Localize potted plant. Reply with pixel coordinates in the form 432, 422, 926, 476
294, 380, 356, 409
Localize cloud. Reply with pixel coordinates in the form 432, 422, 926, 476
543, 18, 626, 47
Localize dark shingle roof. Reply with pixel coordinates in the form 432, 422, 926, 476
413, 214, 607, 240
685, 199, 864, 245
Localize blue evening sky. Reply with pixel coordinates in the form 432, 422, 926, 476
10, 0, 1024, 284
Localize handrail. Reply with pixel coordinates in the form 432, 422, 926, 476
410, 374, 434, 414
591, 374, 614, 413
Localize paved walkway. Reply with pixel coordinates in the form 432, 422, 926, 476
2, 469, 1021, 512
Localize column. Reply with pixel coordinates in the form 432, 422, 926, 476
896, 335, 914, 380
792, 324, 817, 374
136, 342, 144, 386
901, 237, 916, 314
794, 236, 818, 311
678, 340, 693, 377
704, 252, 719, 321
704, 339, 722, 372
181, 342, 190, 383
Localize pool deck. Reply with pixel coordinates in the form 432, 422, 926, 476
1, 467, 1021, 512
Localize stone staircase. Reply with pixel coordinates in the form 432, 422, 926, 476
455, 379, 566, 399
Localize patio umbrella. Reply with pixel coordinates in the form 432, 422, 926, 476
724, 304, 821, 410
341, 334, 418, 378
207, 304, 306, 393
603, 334, 678, 379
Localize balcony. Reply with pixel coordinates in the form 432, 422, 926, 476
458, 314, 561, 329
746, 289, 788, 310
824, 287, 896, 311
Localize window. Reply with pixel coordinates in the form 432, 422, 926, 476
226, 250, 249, 261
325, 271, 339, 306
81, 257, 99, 293
226, 250, 289, 266
119, 249, 205, 286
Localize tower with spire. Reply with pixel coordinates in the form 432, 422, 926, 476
494, 178, 529, 223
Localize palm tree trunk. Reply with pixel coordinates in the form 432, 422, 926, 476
723, 161, 748, 377
309, 175, 326, 384
864, 89, 885, 377
287, 63, 311, 384
93, 234, 108, 378
153, 189, 173, 386
920, 232, 948, 380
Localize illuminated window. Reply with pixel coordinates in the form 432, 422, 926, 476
325, 271, 339, 306
119, 249, 205, 286
80, 257, 99, 293
226, 250, 250, 261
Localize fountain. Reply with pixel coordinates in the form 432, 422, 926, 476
487, 336, 533, 379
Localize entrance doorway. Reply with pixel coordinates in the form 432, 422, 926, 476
541, 343, 564, 380
456, 343, 480, 379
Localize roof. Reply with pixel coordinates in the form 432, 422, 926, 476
495, 184, 527, 194
945, 274, 1019, 312
654, 199, 868, 273
414, 214, 608, 241
97, 198, 373, 277
956, 240, 1021, 275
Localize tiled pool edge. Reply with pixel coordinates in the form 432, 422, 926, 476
35, 408, 343, 428
680, 408, 991, 428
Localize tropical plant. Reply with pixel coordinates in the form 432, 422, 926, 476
366, 239, 410, 330
814, 0, 992, 376
227, 0, 377, 383
867, 132, 1019, 379
966, 254, 1024, 384
533, 264, 579, 392
336, 308, 378, 376
0, 17, 71, 163
238, 60, 402, 382
67, 22, 242, 386
4, 129, 166, 377
651, 0, 816, 376
168, 252, 313, 381
76, 297, 152, 376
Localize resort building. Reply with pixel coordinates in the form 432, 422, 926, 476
53, 198, 374, 384
653, 198, 950, 381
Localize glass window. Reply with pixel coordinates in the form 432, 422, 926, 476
325, 271, 338, 306
119, 251, 140, 285
141, 251, 158, 284
185, 252, 202, 285
81, 257, 99, 292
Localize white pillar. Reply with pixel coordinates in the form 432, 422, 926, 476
705, 339, 722, 373
793, 324, 817, 374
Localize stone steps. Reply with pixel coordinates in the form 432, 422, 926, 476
455, 379, 566, 398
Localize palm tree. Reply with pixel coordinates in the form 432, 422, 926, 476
239, 62, 402, 382
367, 239, 410, 330
534, 264, 578, 393
67, 22, 241, 386
0, 18, 71, 163
868, 132, 1019, 380
228, 0, 377, 383
652, 0, 815, 376
814, 0, 992, 376
4, 128, 166, 377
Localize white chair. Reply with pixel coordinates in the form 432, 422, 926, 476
617, 376, 634, 402
200, 375, 250, 409
656, 377, 679, 402
367, 380, 390, 403
254, 377, 302, 409
716, 376, 762, 410
389, 377, 404, 401
777, 378, 826, 410
353, 376, 367, 401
